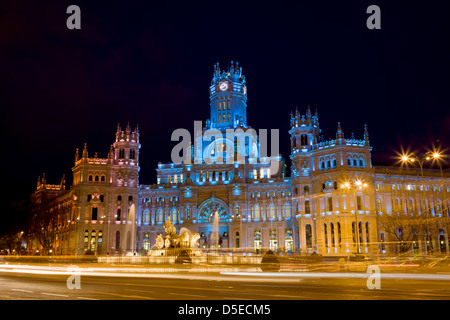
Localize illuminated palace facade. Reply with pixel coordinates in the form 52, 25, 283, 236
34, 62, 450, 256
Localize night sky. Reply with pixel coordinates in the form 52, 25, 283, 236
1, 1, 449, 234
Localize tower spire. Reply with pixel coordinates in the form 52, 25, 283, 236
82, 143, 88, 160
336, 122, 344, 139
364, 124, 370, 146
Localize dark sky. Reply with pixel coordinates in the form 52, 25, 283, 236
1, 1, 450, 234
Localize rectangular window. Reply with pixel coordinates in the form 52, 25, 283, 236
328, 197, 333, 211
305, 200, 311, 214
91, 207, 98, 221
357, 195, 362, 210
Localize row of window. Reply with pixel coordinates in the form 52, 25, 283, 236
324, 195, 364, 211
84, 230, 103, 252
250, 203, 292, 219
251, 190, 292, 198
218, 112, 231, 123
142, 196, 179, 203
117, 149, 136, 160
218, 99, 231, 111
381, 197, 450, 217
88, 174, 106, 183
252, 229, 294, 252
318, 158, 366, 171
388, 184, 449, 192
249, 168, 271, 179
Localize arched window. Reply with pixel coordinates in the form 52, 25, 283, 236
324, 224, 328, 248
353, 159, 358, 166
305, 224, 312, 248
253, 204, 261, 219
98, 230, 103, 252
347, 158, 352, 167
285, 229, 293, 252
269, 204, 275, 219
219, 101, 222, 111
143, 233, 150, 251
365, 222, 370, 245
143, 208, 150, 225
284, 203, 292, 218
88, 175, 93, 182
115, 231, 120, 250
116, 208, 121, 221
269, 230, 278, 251
157, 208, 163, 223
359, 222, 363, 245
377, 198, 382, 212
352, 222, 356, 244
90, 230, 96, 251
337, 222, 341, 246
227, 99, 231, 110
170, 207, 177, 223
84, 230, 89, 250
359, 159, 364, 167
254, 230, 262, 252
130, 149, 136, 160
330, 223, 335, 247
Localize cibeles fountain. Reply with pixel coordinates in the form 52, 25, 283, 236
148, 215, 203, 261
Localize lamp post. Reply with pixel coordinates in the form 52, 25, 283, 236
340, 179, 368, 254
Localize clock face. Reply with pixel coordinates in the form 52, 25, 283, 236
219, 82, 228, 91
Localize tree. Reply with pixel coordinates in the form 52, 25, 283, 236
377, 211, 436, 255
28, 192, 68, 255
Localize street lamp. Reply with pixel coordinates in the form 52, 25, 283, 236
340, 179, 368, 253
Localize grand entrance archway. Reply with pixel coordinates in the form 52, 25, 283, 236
197, 196, 229, 223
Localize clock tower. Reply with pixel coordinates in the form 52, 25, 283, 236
209, 61, 247, 130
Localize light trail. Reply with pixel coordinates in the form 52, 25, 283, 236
1, 264, 449, 282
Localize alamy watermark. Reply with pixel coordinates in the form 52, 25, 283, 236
66, 265, 81, 289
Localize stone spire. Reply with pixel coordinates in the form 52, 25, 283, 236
336, 122, 344, 139
364, 124, 370, 146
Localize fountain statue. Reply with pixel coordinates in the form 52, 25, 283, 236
149, 216, 202, 257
